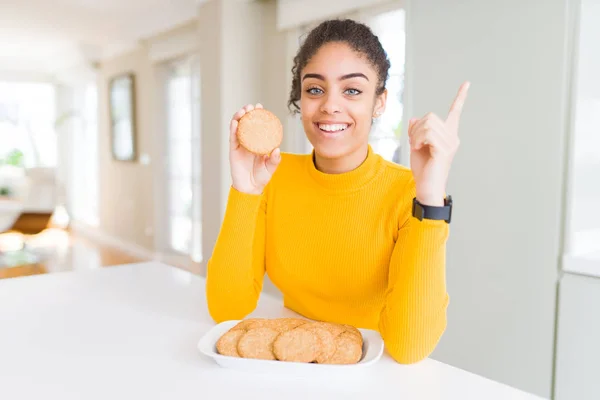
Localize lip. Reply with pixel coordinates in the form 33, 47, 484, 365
315, 120, 352, 125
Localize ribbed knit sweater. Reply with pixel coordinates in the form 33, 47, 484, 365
206, 146, 450, 364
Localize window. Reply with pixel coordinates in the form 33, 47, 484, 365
363, 8, 406, 164
0, 82, 57, 168
164, 55, 202, 262
70, 83, 99, 226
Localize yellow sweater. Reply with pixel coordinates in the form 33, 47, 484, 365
206, 146, 449, 364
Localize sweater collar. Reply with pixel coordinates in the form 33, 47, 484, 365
306, 145, 383, 193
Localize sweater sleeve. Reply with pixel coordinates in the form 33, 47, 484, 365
378, 178, 450, 364
205, 186, 267, 323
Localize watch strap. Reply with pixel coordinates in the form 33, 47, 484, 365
412, 195, 453, 223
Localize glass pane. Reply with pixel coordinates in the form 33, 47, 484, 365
370, 136, 401, 164
370, 9, 405, 74
371, 74, 403, 140
364, 8, 405, 163
165, 56, 202, 256
191, 136, 201, 180
72, 82, 99, 226
167, 75, 192, 143
0, 82, 56, 168
170, 216, 192, 254
169, 178, 192, 218
191, 219, 202, 262
84, 83, 99, 225
168, 141, 192, 179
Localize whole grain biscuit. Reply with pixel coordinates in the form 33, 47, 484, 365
297, 322, 336, 364
273, 328, 320, 363
236, 108, 283, 155
243, 319, 273, 331
241, 318, 307, 332
230, 318, 266, 332
318, 322, 346, 338
237, 327, 280, 360
216, 329, 245, 357
269, 318, 308, 333
324, 332, 363, 364
342, 324, 363, 345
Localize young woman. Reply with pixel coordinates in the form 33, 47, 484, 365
206, 18, 469, 364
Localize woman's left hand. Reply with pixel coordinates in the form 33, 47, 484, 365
408, 81, 470, 206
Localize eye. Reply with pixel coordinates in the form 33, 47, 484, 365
344, 88, 362, 96
306, 87, 323, 95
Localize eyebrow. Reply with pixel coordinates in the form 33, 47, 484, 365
302, 72, 369, 82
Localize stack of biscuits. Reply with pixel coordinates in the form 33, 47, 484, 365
216, 318, 363, 364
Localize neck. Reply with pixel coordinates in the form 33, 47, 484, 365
314, 144, 369, 174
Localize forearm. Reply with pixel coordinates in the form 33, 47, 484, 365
206, 187, 266, 322
379, 219, 449, 364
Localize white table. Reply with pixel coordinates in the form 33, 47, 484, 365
0, 262, 545, 399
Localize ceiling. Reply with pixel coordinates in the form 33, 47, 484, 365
0, 0, 200, 76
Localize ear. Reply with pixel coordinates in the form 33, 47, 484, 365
373, 89, 388, 118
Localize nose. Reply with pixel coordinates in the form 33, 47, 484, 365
319, 93, 342, 115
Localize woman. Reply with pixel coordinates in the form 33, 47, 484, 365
206, 18, 469, 364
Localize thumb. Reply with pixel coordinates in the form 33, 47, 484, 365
265, 148, 281, 175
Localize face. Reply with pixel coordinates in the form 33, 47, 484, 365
300, 41, 387, 161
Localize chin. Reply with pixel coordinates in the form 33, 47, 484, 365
311, 142, 350, 160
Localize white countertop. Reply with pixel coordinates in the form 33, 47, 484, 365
563, 251, 600, 279
0, 262, 545, 400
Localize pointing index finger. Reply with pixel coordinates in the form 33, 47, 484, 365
446, 81, 471, 126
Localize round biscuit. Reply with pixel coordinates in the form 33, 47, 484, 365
243, 319, 273, 330
216, 329, 244, 357
230, 318, 266, 332
324, 332, 363, 365
342, 324, 363, 345
269, 318, 308, 333
242, 318, 306, 333
317, 322, 346, 338
273, 328, 320, 363
236, 108, 283, 155
237, 327, 279, 360
297, 323, 336, 364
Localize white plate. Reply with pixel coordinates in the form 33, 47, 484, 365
197, 320, 385, 375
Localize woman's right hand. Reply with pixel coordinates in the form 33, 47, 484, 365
229, 103, 281, 195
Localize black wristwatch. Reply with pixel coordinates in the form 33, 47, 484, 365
412, 195, 453, 223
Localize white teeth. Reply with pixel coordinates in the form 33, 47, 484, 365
318, 124, 348, 132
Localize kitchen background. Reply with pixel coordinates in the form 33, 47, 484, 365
0, 0, 599, 399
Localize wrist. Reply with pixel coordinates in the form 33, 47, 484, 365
231, 184, 264, 196
416, 194, 445, 207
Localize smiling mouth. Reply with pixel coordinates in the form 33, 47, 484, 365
315, 123, 351, 133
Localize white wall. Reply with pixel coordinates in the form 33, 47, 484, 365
563, 0, 600, 257
405, 0, 573, 397
276, 0, 394, 30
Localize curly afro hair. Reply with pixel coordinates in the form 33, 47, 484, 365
288, 19, 391, 114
